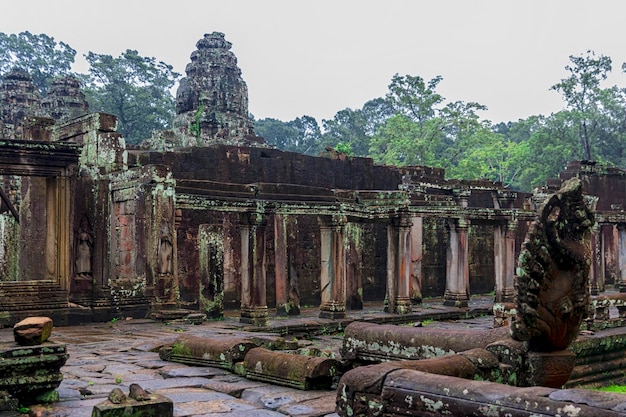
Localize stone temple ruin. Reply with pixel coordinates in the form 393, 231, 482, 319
0, 31, 626, 415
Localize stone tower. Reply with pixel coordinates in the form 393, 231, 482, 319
0, 68, 41, 134
172, 32, 265, 147
41, 76, 90, 122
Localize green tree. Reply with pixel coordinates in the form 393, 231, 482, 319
551, 50, 612, 160
0, 31, 76, 94
597, 82, 626, 166
386, 74, 444, 126
82, 49, 180, 144
438, 100, 488, 170
254, 115, 321, 155
369, 114, 444, 166
321, 98, 393, 157
516, 112, 580, 191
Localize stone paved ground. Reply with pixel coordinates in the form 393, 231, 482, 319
0, 297, 493, 417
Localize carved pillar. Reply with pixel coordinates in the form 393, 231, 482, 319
274, 214, 299, 316
589, 225, 605, 295
346, 222, 363, 310
494, 222, 505, 302
319, 215, 347, 319
240, 213, 268, 326
495, 220, 516, 303
619, 223, 626, 293
386, 215, 412, 314
503, 221, 517, 302
444, 218, 470, 308
410, 216, 423, 303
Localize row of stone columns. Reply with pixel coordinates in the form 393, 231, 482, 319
237, 212, 626, 324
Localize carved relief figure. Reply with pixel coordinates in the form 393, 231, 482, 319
512, 178, 594, 351
158, 220, 173, 275
76, 217, 93, 278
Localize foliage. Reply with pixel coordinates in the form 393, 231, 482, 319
320, 98, 393, 157
551, 50, 613, 160
0, 31, 76, 94
254, 115, 322, 155
81, 49, 180, 144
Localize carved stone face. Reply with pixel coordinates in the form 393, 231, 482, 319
175, 78, 196, 114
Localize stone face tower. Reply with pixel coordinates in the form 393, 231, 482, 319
0, 68, 41, 132
41, 76, 90, 122
172, 32, 264, 147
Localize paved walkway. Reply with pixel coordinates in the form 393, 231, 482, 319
0, 296, 494, 417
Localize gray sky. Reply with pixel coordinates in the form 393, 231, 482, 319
2, 0, 626, 125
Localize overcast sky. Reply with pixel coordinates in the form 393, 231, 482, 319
2, 0, 626, 125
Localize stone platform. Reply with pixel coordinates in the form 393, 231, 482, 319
0, 297, 492, 416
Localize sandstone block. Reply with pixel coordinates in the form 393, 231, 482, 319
13, 316, 53, 346
91, 393, 173, 417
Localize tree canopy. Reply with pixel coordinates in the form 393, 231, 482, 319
81, 49, 180, 144
0, 31, 624, 190
0, 31, 76, 94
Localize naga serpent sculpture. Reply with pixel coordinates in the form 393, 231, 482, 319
512, 178, 595, 351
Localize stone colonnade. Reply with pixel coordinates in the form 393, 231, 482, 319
236, 211, 523, 323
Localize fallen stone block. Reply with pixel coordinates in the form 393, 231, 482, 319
13, 316, 53, 346
337, 368, 626, 417
92, 390, 173, 417
159, 335, 257, 371
244, 347, 342, 390
0, 342, 68, 402
341, 321, 509, 363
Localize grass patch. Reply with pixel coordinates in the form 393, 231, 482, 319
596, 385, 626, 393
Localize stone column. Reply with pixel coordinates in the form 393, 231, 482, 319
619, 223, 626, 293
444, 218, 470, 308
494, 220, 517, 303
274, 214, 299, 316
240, 213, 268, 326
410, 216, 423, 303
503, 221, 517, 302
589, 225, 605, 295
386, 215, 412, 314
346, 222, 363, 310
493, 222, 505, 302
319, 215, 347, 319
